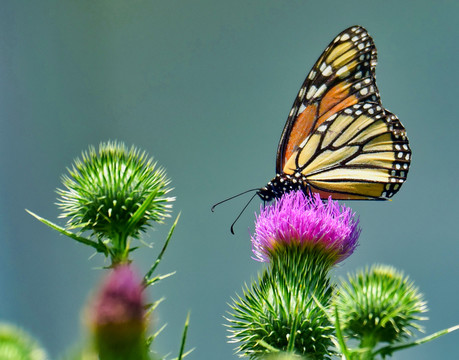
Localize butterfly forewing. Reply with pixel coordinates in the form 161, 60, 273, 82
276, 26, 381, 173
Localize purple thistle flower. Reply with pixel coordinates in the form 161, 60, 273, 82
92, 265, 145, 327
251, 191, 360, 264
89, 264, 150, 359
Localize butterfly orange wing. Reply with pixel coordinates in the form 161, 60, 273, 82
276, 26, 379, 173
275, 26, 410, 200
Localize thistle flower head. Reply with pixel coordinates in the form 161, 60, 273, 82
227, 191, 359, 359
91, 265, 145, 327
333, 264, 428, 346
57, 141, 173, 241
251, 191, 360, 265
89, 264, 149, 359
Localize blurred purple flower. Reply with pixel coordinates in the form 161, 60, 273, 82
92, 264, 145, 327
251, 191, 360, 264
89, 264, 149, 359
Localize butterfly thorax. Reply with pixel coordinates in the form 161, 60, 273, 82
258, 173, 308, 201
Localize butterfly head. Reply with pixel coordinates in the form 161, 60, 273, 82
258, 173, 308, 202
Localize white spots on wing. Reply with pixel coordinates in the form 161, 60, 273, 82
358, 43, 365, 50
368, 108, 374, 115
315, 83, 327, 98
306, 82, 327, 101
403, 144, 409, 150
306, 85, 317, 100
344, 108, 353, 114
298, 86, 306, 99
355, 110, 362, 115
308, 70, 316, 80
340, 33, 350, 41
319, 62, 326, 73
289, 106, 297, 116
363, 103, 372, 109
299, 136, 311, 149
298, 103, 306, 114
322, 65, 333, 76
355, 71, 362, 79
337, 65, 349, 76
327, 113, 338, 121
360, 88, 369, 96
317, 124, 328, 132
405, 153, 410, 160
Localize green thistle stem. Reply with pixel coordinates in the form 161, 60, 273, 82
374, 324, 459, 358
355, 337, 377, 360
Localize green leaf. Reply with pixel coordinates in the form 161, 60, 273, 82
26, 210, 107, 254
177, 312, 192, 360
143, 213, 180, 285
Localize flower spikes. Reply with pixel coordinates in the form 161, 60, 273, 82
251, 191, 360, 265
57, 141, 174, 242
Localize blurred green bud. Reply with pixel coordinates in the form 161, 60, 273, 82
0, 323, 48, 360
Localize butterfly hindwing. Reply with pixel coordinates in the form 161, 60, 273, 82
276, 26, 381, 173
281, 102, 411, 199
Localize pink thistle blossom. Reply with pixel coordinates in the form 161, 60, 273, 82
251, 191, 360, 264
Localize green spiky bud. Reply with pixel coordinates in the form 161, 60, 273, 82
0, 323, 48, 360
57, 141, 173, 263
333, 264, 428, 348
227, 247, 335, 360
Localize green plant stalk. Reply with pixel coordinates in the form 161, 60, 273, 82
374, 324, 459, 358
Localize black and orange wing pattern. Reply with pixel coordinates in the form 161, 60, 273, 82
260, 25, 411, 201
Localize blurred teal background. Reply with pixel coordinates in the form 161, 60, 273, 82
1, 0, 458, 358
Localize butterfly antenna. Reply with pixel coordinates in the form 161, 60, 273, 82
211, 188, 259, 212
307, 184, 314, 198
230, 192, 258, 234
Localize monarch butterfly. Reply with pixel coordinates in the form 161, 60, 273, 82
213, 26, 411, 231
258, 25, 411, 201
